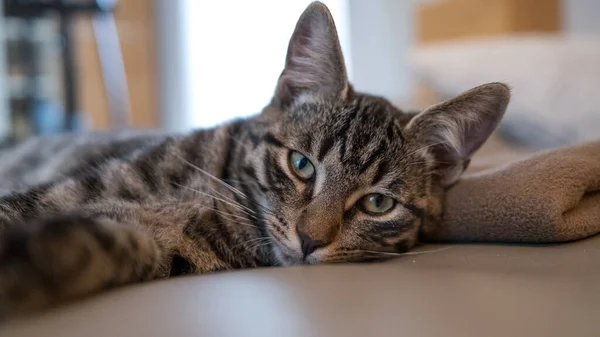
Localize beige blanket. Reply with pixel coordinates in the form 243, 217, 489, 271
423, 139, 600, 243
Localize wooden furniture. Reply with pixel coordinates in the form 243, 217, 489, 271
75, 0, 158, 129
417, 0, 561, 45
1, 0, 157, 143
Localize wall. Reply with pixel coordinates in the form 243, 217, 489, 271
563, 0, 600, 36
154, 0, 188, 133
347, 0, 416, 106
0, 5, 10, 139
178, 0, 351, 130
156, 0, 416, 131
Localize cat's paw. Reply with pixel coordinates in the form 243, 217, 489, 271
0, 214, 159, 318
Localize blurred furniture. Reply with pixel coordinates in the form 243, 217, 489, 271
2, 0, 130, 141
411, 0, 561, 111
417, 0, 561, 44
411, 0, 600, 149
0, 0, 159, 145
1, 2, 63, 142
75, 0, 159, 130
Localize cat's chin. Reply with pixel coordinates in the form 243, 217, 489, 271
271, 243, 316, 266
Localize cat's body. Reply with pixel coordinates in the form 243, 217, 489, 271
0, 2, 509, 318
0, 129, 168, 195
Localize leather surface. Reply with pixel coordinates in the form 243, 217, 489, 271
1, 235, 598, 337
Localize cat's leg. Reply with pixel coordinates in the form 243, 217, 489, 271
0, 180, 248, 317
0, 214, 162, 318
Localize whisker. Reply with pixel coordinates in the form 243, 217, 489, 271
174, 151, 284, 231
248, 238, 274, 252
204, 185, 260, 217
221, 179, 255, 187
233, 236, 271, 250
227, 221, 259, 230
159, 200, 258, 223
156, 200, 259, 231
174, 153, 249, 200
246, 199, 275, 217
207, 207, 257, 223
172, 182, 257, 216
175, 153, 277, 217
160, 188, 266, 220
226, 132, 251, 151
218, 182, 276, 217
211, 212, 258, 228
362, 247, 452, 257
217, 180, 276, 216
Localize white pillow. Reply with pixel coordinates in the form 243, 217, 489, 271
410, 34, 600, 148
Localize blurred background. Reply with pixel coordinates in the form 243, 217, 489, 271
0, 0, 598, 149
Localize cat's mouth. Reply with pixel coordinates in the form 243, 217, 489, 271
270, 241, 317, 266
260, 208, 319, 265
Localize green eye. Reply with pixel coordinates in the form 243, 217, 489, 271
289, 151, 315, 180
360, 193, 395, 215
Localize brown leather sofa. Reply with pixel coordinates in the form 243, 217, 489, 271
0, 234, 597, 337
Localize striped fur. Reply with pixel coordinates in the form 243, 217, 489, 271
0, 2, 509, 318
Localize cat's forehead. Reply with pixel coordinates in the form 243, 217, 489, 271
283, 95, 397, 125
280, 97, 408, 158
273, 96, 424, 191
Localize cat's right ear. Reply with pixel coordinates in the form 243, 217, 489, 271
273, 2, 349, 108
405, 83, 510, 187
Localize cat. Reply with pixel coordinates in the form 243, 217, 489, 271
0, 1, 509, 318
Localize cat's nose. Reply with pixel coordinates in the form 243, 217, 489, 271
298, 231, 326, 256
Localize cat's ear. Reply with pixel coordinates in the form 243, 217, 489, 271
406, 83, 510, 187
273, 2, 349, 107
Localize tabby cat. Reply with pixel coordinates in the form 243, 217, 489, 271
0, 2, 509, 318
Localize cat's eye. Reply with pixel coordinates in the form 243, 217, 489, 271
360, 193, 395, 215
289, 151, 315, 180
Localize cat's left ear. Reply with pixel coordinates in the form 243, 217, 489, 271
273, 2, 349, 107
405, 82, 510, 187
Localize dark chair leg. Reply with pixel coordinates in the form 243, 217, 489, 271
59, 12, 77, 131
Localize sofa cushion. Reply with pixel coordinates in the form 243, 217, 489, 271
1, 235, 598, 337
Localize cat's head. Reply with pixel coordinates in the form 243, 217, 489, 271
245, 2, 509, 265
